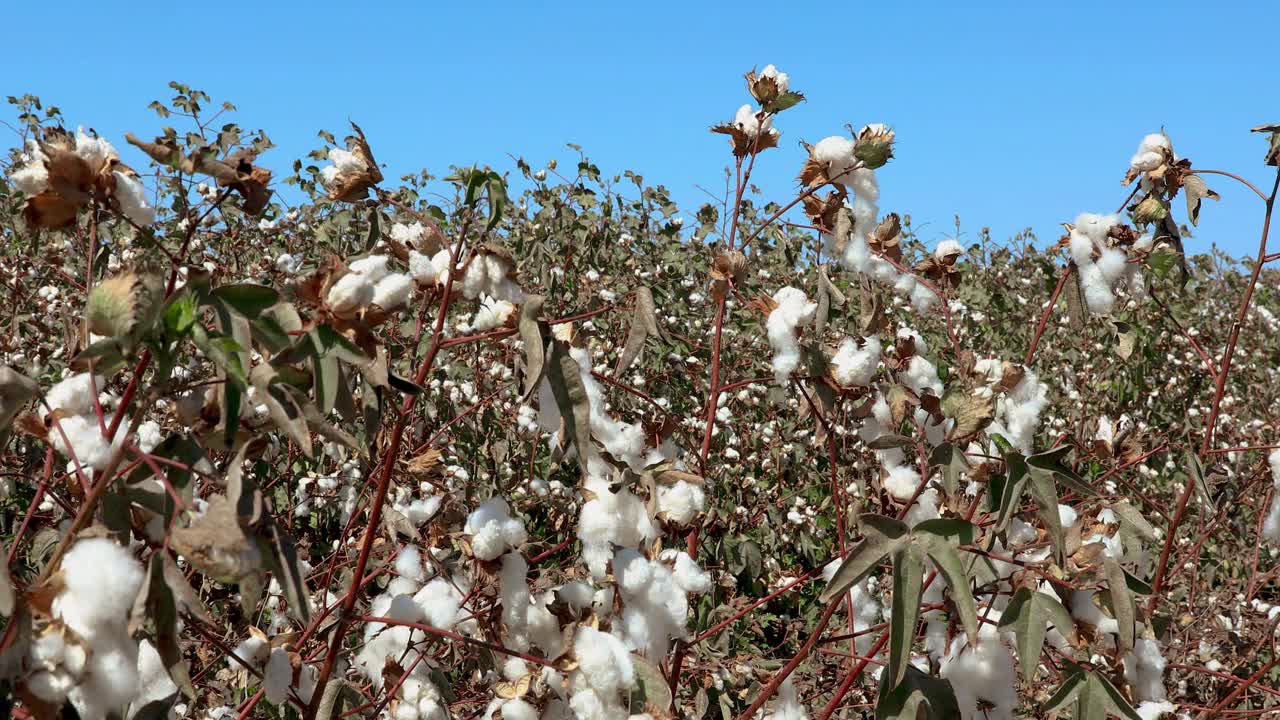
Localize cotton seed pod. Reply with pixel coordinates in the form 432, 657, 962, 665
1132, 196, 1169, 224
853, 124, 896, 169
86, 272, 140, 339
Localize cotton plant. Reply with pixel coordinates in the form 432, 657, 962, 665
4, 72, 1280, 720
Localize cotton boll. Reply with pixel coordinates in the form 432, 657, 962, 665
263, 647, 292, 705
465, 497, 528, 561
1124, 638, 1168, 703
902, 356, 943, 397
558, 581, 595, 611
500, 698, 539, 720
934, 239, 964, 260
732, 104, 774, 140
471, 295, 517, 332
1069, 589, 1119, 635
883, 464, 922, 502
760, 64, 789, 93
813, 136, 857, 183
656, 480, 705, 525
414, 577, 466, 630
68, 637, 140, 720
1262, 450, 1280, 545
408, 250, 439, 285
390, 221, 426, 248
405, 496, 443, 526
11, 141, 50, 196
499, 551, 532, 646
764, 677, 807, 720
831, 336, 881, 387
53, 538, 144, 642
48, 413, 122, 471
44, 373, 103, 418
1057, 504, 1079, 530
370, 273, 413, 311
326, 272, 375, 317
939, 625, 1018, 720
348, 255, 391, 282
75, 128, 117, 170
909, 283, 937, 312
767, 287, 817, 385
573, 626, 635, 697
1074, 213, 1118, 244
112, 172, 155, 226
396, 546, 424, 581
668, 551, 712, 594
1096, 247, 1128, 284
1135, 701, 1177, 719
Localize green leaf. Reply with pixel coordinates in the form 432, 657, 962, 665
1027, 445, 1094, 497
1104, 554, 1136, 653
544, 340, 593, 465
212, 283, 280, 319
1044, 668, 1088, 713
886, 542, 925, 688
911, 518, 978, 546
914, 533, 979, 642
875, 666, 959, 720
1185, 447, 1214, 513
163, 292, 198, 337
993, 452, 1030, 532
998, 587, 1075, 680
819, 515, 909, 604
1028, 468, 1065, 566
929, 443, 971, 501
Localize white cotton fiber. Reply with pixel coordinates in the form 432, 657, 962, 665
464, 497, 527, 561
767, 287, 816, 385
831, 336, 880, 387
1263, 450, 1280, 545
939, 624, 1017, 719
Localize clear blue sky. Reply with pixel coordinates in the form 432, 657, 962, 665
7, 1, 1277, 256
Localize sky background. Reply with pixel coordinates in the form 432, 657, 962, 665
6, 1, 1277, 257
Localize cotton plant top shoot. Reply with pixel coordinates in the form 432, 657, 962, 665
0, 74, 1279, 720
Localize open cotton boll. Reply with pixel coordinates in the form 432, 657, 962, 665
883, 464, 922, 502
1135, 701, 1177, 720
499, 551, 532, 646
578, 478, 656, 578
348, 255, 392, 282
112, 172, 155, 226
813, 136, 857, 183
1074, 212, 1118, 244
1096, 247, 1129, 284
470, 295, 516, 332
767, 287, 816, 385
464, 497, 528, 561
371, 273, 413, 310
573, 626, 636, 697
732, 104, 774, 140
48, 413, 124, 471
1124, 638, 1168, 703
408, 250, 439, 285
667, 550, 713, 594
764, 677, 807, 720
53, 538, 143, 642
1068, 589, 1119, 635
44, 373, 103, 418
413, 577, 467, 630
760, 64, 789, 93
390, 221, 426, 247
263, 647, 292, 705
326, 272, 375, 316
321, 148, 366, 184
939, 624, 1018, 720
831, 336, 881, 387
75, 128, 117, 169
497, 698, 539, 720
68, 636, 141, 720
395, 545, 424, 581
934, 239, 964, 260
656, 480, 705, 525
902, 356, 943, 397
1262, 450, 1280, 545
11, 140, 50, 196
